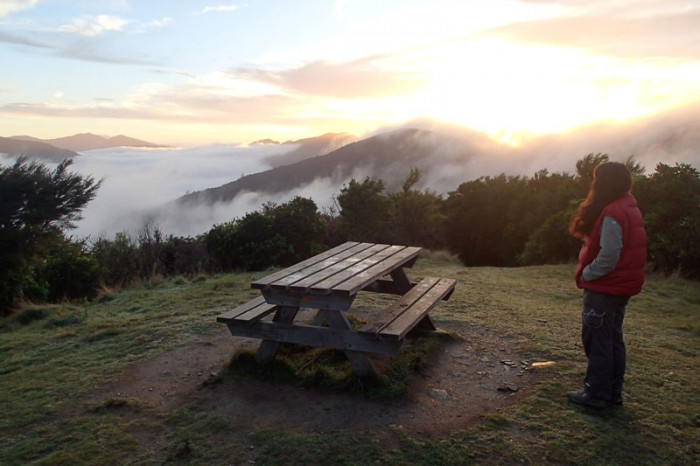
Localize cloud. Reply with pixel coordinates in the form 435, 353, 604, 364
0, 0, 37, 18
237, 55, 426, 98
59, 143, 294, 238
197, 3, 241, 15
0, 26, 156, 66
0, 29, 48, 48
486, 4, 700, 59
58, 14, 129, 36
7, 104, 696, 239
131, 17, 173, 33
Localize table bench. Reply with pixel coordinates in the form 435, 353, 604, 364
217, 242, 456, 377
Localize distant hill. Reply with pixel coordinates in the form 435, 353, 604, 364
264, 132, 357, 167
9, 133, 170, 152
176, 103, 700, 212
0, 136, 79, 162
178, 128, 475, 206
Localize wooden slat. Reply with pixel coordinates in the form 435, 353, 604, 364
308, 245, 409, 295
225, 320, 402, 356
264, 242, 374, 289
378, 278, 456, 340
251, 241, 361, 289
331, 246, 422, 295
216, 296, 277, 323
359, 277, 440, 334
288, 243, 391, 293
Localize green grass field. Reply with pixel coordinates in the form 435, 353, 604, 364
1, 256, 698, 465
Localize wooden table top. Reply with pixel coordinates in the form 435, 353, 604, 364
251, 242, 421, 298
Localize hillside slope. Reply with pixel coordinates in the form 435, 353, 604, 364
178, 128, 476, 206
10, 133, 169, 152
0, 137, 79, 162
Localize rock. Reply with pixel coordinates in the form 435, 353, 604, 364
429, 388, 450, 400
497, 383, 518, 393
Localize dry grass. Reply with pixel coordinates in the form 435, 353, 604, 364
0, 259, 698, 465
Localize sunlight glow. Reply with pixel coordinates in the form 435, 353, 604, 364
404, 38, 699, 144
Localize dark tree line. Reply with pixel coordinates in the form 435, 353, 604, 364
2, 153, 699, 314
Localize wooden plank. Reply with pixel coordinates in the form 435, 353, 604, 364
226, 320, 401, 356
361, 278, 417, 295
308, 245, 415, 295
216, 296, 274, 322
287, 243, 391, 293
331, 246, 421, 295
260, 288, 355, 311
251, 241, 361, 289
261, 242, 374, 289
378, 278, 456, 340
359, 277, 440, 335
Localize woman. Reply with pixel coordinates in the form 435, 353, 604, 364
568, 162, 647, 408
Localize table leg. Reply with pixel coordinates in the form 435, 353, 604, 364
390, 268, 412, 294
413, 315, 437, 331
255, 306, 299, 363
318, 309, 378, 378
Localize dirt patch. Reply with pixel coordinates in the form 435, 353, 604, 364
84, 322, 541, 437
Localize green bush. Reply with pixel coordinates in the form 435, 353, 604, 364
40, 241, 101, 301
205, 197, 327, 271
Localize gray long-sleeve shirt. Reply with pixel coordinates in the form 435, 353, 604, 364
581, 216, 623, 282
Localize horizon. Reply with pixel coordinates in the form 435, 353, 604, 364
2, 1, 700, 146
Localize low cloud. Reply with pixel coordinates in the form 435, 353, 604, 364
58, 15, 129, 37
0, 0, 37, 18
197, 3, 241, 15
57, 143, 293, 238
486, 3, 700, 59
238, 55, 426, 98
3, 105, 697, 240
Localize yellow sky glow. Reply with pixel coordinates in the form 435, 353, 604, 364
1, 1, 699, 146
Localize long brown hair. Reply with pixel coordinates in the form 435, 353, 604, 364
569, 162, 632, 240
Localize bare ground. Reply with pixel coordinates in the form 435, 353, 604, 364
83, 320, 541, 437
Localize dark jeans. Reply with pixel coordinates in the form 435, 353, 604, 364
581, 289, 629, 401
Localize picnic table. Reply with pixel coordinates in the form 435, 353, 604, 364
217, 241, 456, 377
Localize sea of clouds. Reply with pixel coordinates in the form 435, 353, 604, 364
4, 105, 698, 241
65, 143, 344, 239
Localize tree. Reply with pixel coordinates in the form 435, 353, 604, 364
442, 174, 527, 266
389, 168, 445, 249
0, 157, 101, 312
635, 163, 700, 278
205, 197, 326, 271
336, 177, 393, 243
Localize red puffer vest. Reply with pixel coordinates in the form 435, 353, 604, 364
575, 192, 647, 297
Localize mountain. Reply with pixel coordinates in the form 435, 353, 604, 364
176, 103, 700, 211
0, 136, 79, 162
264, 132, 357, 167
9, 133, 170, 152
178, 128, 476, 206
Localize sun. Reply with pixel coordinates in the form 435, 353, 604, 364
405, 37, 686, 144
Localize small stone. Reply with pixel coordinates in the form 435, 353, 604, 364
429, 388, 450, 400
497, 383, 518, 393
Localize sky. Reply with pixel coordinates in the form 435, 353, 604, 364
2, 0, 700, 146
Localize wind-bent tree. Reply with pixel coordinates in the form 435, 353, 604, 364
0, 157, 101, 313
389, 168, 445, 249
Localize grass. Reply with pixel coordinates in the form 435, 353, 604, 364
1, 257, 698, 465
